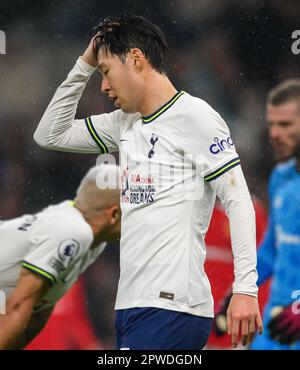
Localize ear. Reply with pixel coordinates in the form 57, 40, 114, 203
108, 205, 120, 225
129, 48, 145, 71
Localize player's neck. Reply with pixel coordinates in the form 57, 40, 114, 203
75, 205, 110, 247
87, 217, 112, 248
138, 72, 177, 117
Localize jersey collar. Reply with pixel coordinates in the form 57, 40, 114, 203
142, 91, 185, 124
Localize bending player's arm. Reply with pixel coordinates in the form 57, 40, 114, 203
210, 166, 263, 347
34, 37, 119, 154
0, 268, 51, 349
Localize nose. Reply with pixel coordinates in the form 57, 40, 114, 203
269, 125, 281, 140
101, 76, 110, 93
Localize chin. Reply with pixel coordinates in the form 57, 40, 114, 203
120, 104, 137, 114
121, 106, 136, 114
276, 153, 293, 162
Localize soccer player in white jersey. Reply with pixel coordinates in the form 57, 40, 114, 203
0, 164, 120, 349
34, 14, 263, 349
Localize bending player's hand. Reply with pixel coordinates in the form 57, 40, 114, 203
81, 35, 99, 67
227, 293, 263, 348
268, 304, 300, 345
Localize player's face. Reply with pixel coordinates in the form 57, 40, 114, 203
98, 47, 142, 114
266, 101, 300, 161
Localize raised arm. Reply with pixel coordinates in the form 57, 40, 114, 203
33, 53, 99, 153
34, 37, 120, 154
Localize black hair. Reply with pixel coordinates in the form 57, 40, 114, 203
93, 14, 168, 74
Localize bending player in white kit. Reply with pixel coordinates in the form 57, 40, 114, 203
0, 164, 120, 349
34, 14, 263, 349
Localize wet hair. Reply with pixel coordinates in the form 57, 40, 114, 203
267, 79, 300, 106
92, 14, 168, 74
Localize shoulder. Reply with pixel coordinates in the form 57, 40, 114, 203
272, 158, 296, 176
24, 202, 93, 281
180, 92, 221, 116
34, 201, 93, 246
269, 158, 296, 190
179, 93, 229, 133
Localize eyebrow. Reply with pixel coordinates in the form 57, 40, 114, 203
98, 62, 108, 73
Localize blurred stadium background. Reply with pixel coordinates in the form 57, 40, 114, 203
0, 0, 299, 349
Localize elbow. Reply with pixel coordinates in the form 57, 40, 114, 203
33, 129, 44, 148
33, 125, 54, 150
33, 126, 48, 148
6, 296, 23, 315
7, 296, 34, 324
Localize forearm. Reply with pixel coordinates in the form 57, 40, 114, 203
210, 166, 258, 297
34, 57, 97, 152
0, 307, 32, 349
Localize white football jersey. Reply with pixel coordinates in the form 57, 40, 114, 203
0, 201, 106, 312
34, 57, 258, 318
85, 91, 240, 318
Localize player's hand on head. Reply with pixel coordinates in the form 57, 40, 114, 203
268, 304, 300, 345
81, 34, 99, 67
226, 293, 263, 348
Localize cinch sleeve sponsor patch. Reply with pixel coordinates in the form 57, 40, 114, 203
85, 116, 109, 154
204, 157, 240, 182
22, 261, 57, 285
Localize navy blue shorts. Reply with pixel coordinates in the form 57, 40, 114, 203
115, 307, 213, 350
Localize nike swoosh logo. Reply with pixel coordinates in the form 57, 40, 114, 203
120, 139, 128, 142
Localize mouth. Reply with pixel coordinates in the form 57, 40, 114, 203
273, 142, 286, 151
108, 95, 121, 108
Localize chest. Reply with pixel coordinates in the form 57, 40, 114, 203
118, 120, 202, 207
274, 187, 300, 223
273, 183, 300, 249
119, 119, 182, 164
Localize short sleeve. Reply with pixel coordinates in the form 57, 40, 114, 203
181, 100, 240, 182
22, 220, 92, 285
84, 109, 123, 154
